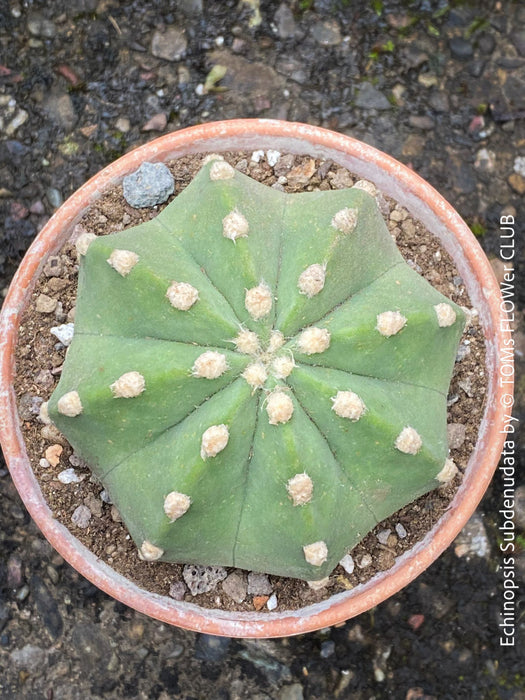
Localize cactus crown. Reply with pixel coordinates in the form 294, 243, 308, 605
48, 158, 465, 581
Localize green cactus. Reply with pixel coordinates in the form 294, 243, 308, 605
48, 157, 465, 582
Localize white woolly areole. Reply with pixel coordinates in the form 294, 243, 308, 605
297, 327, 330, 355
75, 232, 97, 256
268, 330, 285, 353
245, 283, 272, 320
39, 401, 51, 424
331, 390, 366, 421
376, 310, 407, 337
331, 207, 358, 234
192, 351, 228, 379
272, 354, 295, 379
266, 391, 294, 425
436, 458, 458, 483
111, 371, 146, 398
209, 160, 235, 181
242, 362, 268, 389
395, 426, 422, 455
233, 329, 260, 354
139, 541, 164, 561
202, 153, 224, 165
222, 209, 249, 241
107, 249, 139, 276
57, 391, 83, 417
201, 424, 229, 459
287, 473, 313, 506
434, 303, 457, 327
164, 491, 191, 521
166, 281, 199, 311
298, 263, 326, 297
303, 541, 328, 566
353, 179, 378, 197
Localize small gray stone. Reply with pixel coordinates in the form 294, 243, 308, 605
395, 523, 407, 539
46, 187, 63, 209
377, 529, 391, 545
274, 4, 296, 39
183, 564, 227, 595
194, 633, 231, 662
222, 571, 247, 603
311, 19, 341, 46
247, 572, 273, 595
123, 162, 174, 208
449, 37, 473, 60
355, 83, 391, 111
179, 0, 203, 14
320, 640, 335, 658
279, 683, 304, 700
169, 581, 186, 600
71, 505, 91, 529
57, 468, 81, 484
447, 423, 466, 449
43, 90, 77, 132
10, 644, 47, 672
151, 27, 187, 62
36, 293, 57, 313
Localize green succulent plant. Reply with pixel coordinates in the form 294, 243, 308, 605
48, 157, 465, 582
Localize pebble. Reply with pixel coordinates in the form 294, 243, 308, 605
339, 554, 355, 575
123, 162, 174, 208
266, 593, 278, 611
151, 27, 187, 61
358, 554, 372, 568
45, 444, 63, 467
110, 505, 122, 522
279, 684, 304, 700
474, 148, 496, 173
408, 115, 434, 130
222, 571, 247, 603
7, 554, 23, 588
508, 173, 525, 195
449, 37, 473, 60
182, 564, 227, 595
46, 187, 63, 208
377, 529, 391, 545
395, 523, 407, 539
5, 109, 28, 136
10, 644, 47, 672
141, 112, 167, 132
57, 468, 81, 484
311, 19, 342, 46
39, 458, 50, 468
71, 505, 91, 529
355, 82, 391, 111
247, 572, 273, 595
43, 91, 77, 132
169, 581, 186, 601
513, 156, 525, 177
50, 323, 74, 346
100, 489, 112, 504
36, 293, 58, 313
251, 149, 265, 162
194, 633, 231, 662
453, 511, 490, 559
447, 423, 466, 449
274, 3, 296, 39
266, 149, 280, 167
320, 640, 335, 658
115, 116, 131, 133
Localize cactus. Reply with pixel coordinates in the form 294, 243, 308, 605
48, 157, 465, 582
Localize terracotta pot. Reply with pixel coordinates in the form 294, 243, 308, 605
0, 119, 510, 638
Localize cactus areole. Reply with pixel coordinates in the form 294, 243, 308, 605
48, 158, 465, 582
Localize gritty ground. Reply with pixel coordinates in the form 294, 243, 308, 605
1, 1, 524, 698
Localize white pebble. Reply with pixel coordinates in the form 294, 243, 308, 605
358, 554, 372, 568
395, 523, 407, 539
251, 150, 265, 163
266, 593, 278, 610
58, 468, 81, 484
266, 150, 281, 167
39, 458, 50, 469
339, 554, 355, 575
50, 323, 75, 347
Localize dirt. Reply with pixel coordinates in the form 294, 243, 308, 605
13, 151, 487, 614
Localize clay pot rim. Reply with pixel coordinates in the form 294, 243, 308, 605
0, 119, 510, 638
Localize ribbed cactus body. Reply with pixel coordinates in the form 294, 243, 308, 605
49, 159, 465, 581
